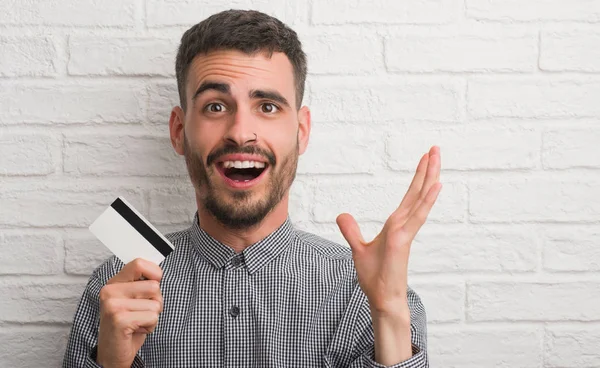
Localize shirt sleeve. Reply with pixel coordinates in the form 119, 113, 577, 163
355, 287, 429, 368
62, 257, 146, 368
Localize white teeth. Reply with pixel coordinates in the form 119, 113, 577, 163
222, 160, 266, 169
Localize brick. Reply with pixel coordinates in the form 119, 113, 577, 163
146, 0, 247, 27
64, 231, 112, 276
0, 82, 145, 124
147, 81, 179, 125
0, 134, 57, 176
466, 0, 600, 22
468, 282, 600, 321
411, 283, 464, 323
469, 179, 600, 222
69, 37, 177, 76
429, 327, 542, 367
0, 188, 144, 227
0, 280, 86, 323
410, 226, 538, 273
0, 328, 70, 367
0, 233, 62, 275
314, 180, 466, 223
64, 134, 186, 177
298, 124, 382, 174
244, 0, 309, 25
0, 0, 136, 26
313, 0, 459, 24
543, 227, 600, 272
386, 127, 539, 171
386, 34, 536, 73
541, 32, 600, 72
0, 37, 57, 77
543, 129, 600, 169
289, 179, 314, 223
545, 327, 600, 368
311, 77, 461, 123
148, 185, 197, 225
468, 79, 600, 119
302, 32, 383, 75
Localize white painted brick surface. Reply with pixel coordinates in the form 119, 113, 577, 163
0, 0, 137, 26
0, 37, 57, 77
410, 226, 538, 273
469, 179, 600, 223
429, 328, 542, 368
386, 127, 539, 171
0, 328, 70, 367
540, 32, 600, 72
543, 129, 600, 169
386, 34, 536, 73
0, 280, 86, 323
0, 134, 58, 176
64, 134, 186, 177
543, 227, 600, 272
468, 282, 600, 321
468, 78, 600, 119
69, 37, 177, 76
0, 233, 63, 275
302, 31, 383, 75
1, 0, 600, 366
466, 0, 600, 22
310, 77, 462, 123
0, 82, 146, 124
313, 0, 460, 24
545, 327, 600, 368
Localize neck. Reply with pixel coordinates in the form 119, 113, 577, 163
196, 194, 290, 253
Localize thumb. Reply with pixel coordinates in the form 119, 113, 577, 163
336, 213, 365, 252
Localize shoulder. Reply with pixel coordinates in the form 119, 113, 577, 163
293, 229, 354, 262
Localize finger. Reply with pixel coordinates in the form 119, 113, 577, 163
112, 311, 160, 334
413, 146, 440, 209
109, 258, 163, 283
101, 280, 163, 301
336, 213, 365, 251
396, 153, 429, 214
403, 182, 442, 237
102, 298, 163, 314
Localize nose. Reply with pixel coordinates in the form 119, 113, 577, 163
223, 107, 258, 146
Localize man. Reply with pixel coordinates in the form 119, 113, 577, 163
63, 9, 441, 368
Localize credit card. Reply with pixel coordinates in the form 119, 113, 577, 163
89, 196, 174, 265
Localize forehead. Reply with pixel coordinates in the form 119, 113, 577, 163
186, 50, 295, 98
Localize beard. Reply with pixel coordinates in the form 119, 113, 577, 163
183, 134, 298, 230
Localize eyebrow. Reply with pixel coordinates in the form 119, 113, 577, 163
192, 81, 290, 109
250, 89, 290, 108
192, 81, 231, 102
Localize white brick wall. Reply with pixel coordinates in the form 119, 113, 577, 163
0, 1, 599, 366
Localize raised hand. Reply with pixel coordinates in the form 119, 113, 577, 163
337, 146, 442, 314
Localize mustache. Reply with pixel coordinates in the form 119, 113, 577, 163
206, 145, 276, 167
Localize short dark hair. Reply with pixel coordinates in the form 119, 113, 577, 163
175, 9, 307, 112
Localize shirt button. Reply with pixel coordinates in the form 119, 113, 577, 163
231, 256, 242, 267
229, 306, 240, 318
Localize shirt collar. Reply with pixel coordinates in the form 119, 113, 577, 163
188, 212, 296, 275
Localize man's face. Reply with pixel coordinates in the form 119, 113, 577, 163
173, 50, 310, 229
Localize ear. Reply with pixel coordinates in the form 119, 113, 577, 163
169, 106, 186, 155
297, 106, 311, 155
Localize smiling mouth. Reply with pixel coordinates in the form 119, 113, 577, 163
217, 161, 268, 182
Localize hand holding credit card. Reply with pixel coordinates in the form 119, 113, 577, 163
89, 196, 174, 265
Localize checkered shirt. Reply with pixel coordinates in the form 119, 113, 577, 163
63, 213, 428, 367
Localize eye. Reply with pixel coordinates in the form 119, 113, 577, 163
205, 103, 227, 113
260, 103, 279, 114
